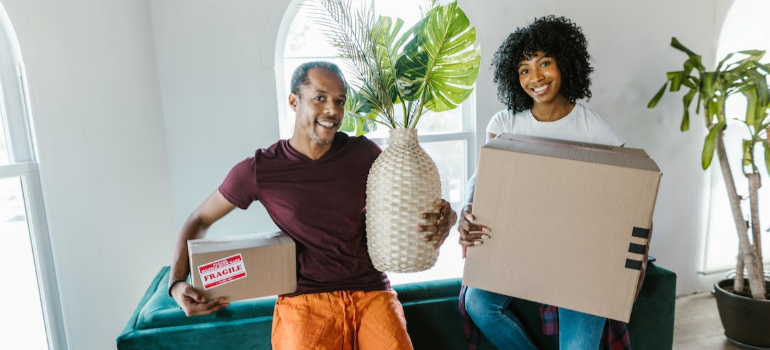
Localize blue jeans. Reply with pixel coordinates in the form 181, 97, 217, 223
464, 287, 605, 350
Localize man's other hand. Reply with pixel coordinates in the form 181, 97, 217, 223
170, 281, 230, 317
418, 199, 458, 250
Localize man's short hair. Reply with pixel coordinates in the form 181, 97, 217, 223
290, 61, 347, 95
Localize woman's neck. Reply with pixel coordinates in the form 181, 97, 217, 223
530, 96, 575, 122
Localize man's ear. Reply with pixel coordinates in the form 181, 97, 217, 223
288, 93, 299, 112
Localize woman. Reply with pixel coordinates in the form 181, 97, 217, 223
458, 16, 626, 350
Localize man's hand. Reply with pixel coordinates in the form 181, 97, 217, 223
457, 204, 490, 258
418, 199, 458, 250
170, 281, 230, 317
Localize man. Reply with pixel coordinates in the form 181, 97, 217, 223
168, 61, 457, 350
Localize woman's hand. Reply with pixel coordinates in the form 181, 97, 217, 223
457, 204, 490, 258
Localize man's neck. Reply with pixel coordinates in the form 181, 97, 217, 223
288, 137, 333, 160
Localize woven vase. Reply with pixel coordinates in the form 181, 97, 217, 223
366, 128, 442, 273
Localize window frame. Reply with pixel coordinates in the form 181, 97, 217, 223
0, 6, 67, 350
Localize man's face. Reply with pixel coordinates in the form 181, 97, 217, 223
289, 68, 347, 146
517, 50, 563, 106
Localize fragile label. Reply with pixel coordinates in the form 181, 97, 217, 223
197, 254, 247, 290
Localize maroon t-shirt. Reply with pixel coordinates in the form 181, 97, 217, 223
218, 133, 390, 296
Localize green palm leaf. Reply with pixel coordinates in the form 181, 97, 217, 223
341, 86, 379, 136
394, 1, 480, 126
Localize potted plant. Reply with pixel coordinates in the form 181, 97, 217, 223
310, 0, 480, 272
648, 37, 770, 348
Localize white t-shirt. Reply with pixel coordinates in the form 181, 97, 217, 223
486, 102, 625, 146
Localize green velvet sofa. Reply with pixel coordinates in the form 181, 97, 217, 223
118, 261, 675, 350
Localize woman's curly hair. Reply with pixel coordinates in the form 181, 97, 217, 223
492, 15, 593, 114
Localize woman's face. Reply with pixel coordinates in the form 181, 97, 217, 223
517, 50, 563, 106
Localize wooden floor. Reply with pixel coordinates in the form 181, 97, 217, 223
674, 292, 742, 350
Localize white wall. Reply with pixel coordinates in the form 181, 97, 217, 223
0, 0, 738, 349
0, 1, 174, 350
149, 0, 286, 236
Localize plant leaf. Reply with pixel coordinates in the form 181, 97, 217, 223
667, 71, 684, 91
648, 82, 668, 108
671, 37, 705, 71
681, 88, 697, 131
342, 86, 375, 135
716, 52, 735, 72
702, 121, 725, 170
395, 1, 481, 121
747, 68, 770, 107
701, 71, 717, 98
742, 139, 753, 167
743, 88, 758, 126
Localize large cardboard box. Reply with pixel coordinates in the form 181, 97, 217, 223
463, 134, 661, 322
188, 232, 296, 301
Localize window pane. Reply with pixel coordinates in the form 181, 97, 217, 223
0, 116, 9, 165
388, 140, 467, 285
422, 140, 467, 209
0, 176, 48, 350
284, 5, 338, 58
704, 0, 770, 273
282, 0, 464, 140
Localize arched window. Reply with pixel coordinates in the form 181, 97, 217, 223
275, 0, 474, 284
702, 0, 770, 274
0, 4, 65, 349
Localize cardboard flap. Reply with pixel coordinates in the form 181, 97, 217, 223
188, 232, 293, 254
490, 133, 660, 172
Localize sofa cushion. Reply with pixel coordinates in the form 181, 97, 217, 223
120, 264, 675, 350
134, 268, 468, 330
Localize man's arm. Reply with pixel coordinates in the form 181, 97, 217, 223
169, 190, 237, 316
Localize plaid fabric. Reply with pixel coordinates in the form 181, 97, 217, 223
539, 304, 559, 335
602, 319, 631, 350
459, 286, 632, 350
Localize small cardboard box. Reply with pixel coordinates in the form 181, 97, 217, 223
463, 134, 662, 322
188, 232, 296, 301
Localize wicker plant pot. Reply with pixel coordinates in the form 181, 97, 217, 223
366, 128, 441, 272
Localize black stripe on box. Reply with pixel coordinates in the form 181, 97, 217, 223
625, 259, 643, 270
628, 243, 646, 255
632, 227, 650, 239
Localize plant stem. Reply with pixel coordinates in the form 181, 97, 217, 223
717, 129, 766, 299
402, 102, 408, 129
404, 101, 411, 129
410, 97, 426, 128
748, 172, 765, 283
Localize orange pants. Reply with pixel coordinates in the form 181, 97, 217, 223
271, 290, 414, 350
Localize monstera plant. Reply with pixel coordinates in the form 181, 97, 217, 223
648, 37, 770, 347
312, 0, 481, 272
